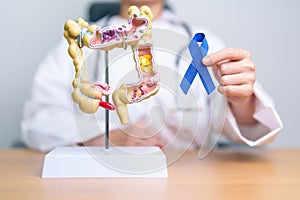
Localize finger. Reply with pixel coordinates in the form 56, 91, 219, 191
123, 125, 156, 138
128, 136, 164, 147
218, 84, 254, 100
220, 61, 255, 77
220, 73, 256, 86
203, 48, 250, 66
127, 139, 154, 146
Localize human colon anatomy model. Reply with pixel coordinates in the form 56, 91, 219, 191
64, 5, 159, 124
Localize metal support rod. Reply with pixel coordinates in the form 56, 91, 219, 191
105, 51, 109, 149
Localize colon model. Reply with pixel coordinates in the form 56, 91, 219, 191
64, 5, 159, 124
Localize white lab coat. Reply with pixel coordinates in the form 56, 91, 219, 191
21, 10, 283, 152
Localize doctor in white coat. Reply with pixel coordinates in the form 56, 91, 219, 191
21, 0, 283, 152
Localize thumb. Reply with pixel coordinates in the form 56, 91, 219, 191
202, 55, 213, 66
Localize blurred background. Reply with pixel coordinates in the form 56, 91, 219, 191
0, 0, 299, 148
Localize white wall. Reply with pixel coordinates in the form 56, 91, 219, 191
0, 0, 299, 148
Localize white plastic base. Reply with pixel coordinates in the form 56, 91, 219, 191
42, 146, 168, 178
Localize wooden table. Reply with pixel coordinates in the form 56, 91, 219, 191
0, 148, 299, 200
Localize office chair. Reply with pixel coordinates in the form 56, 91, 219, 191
88, 2, 120, 22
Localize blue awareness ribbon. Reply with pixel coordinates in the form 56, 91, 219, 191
180, 33, 215, 95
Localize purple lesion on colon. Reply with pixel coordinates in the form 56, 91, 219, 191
101, 29, 117, 43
